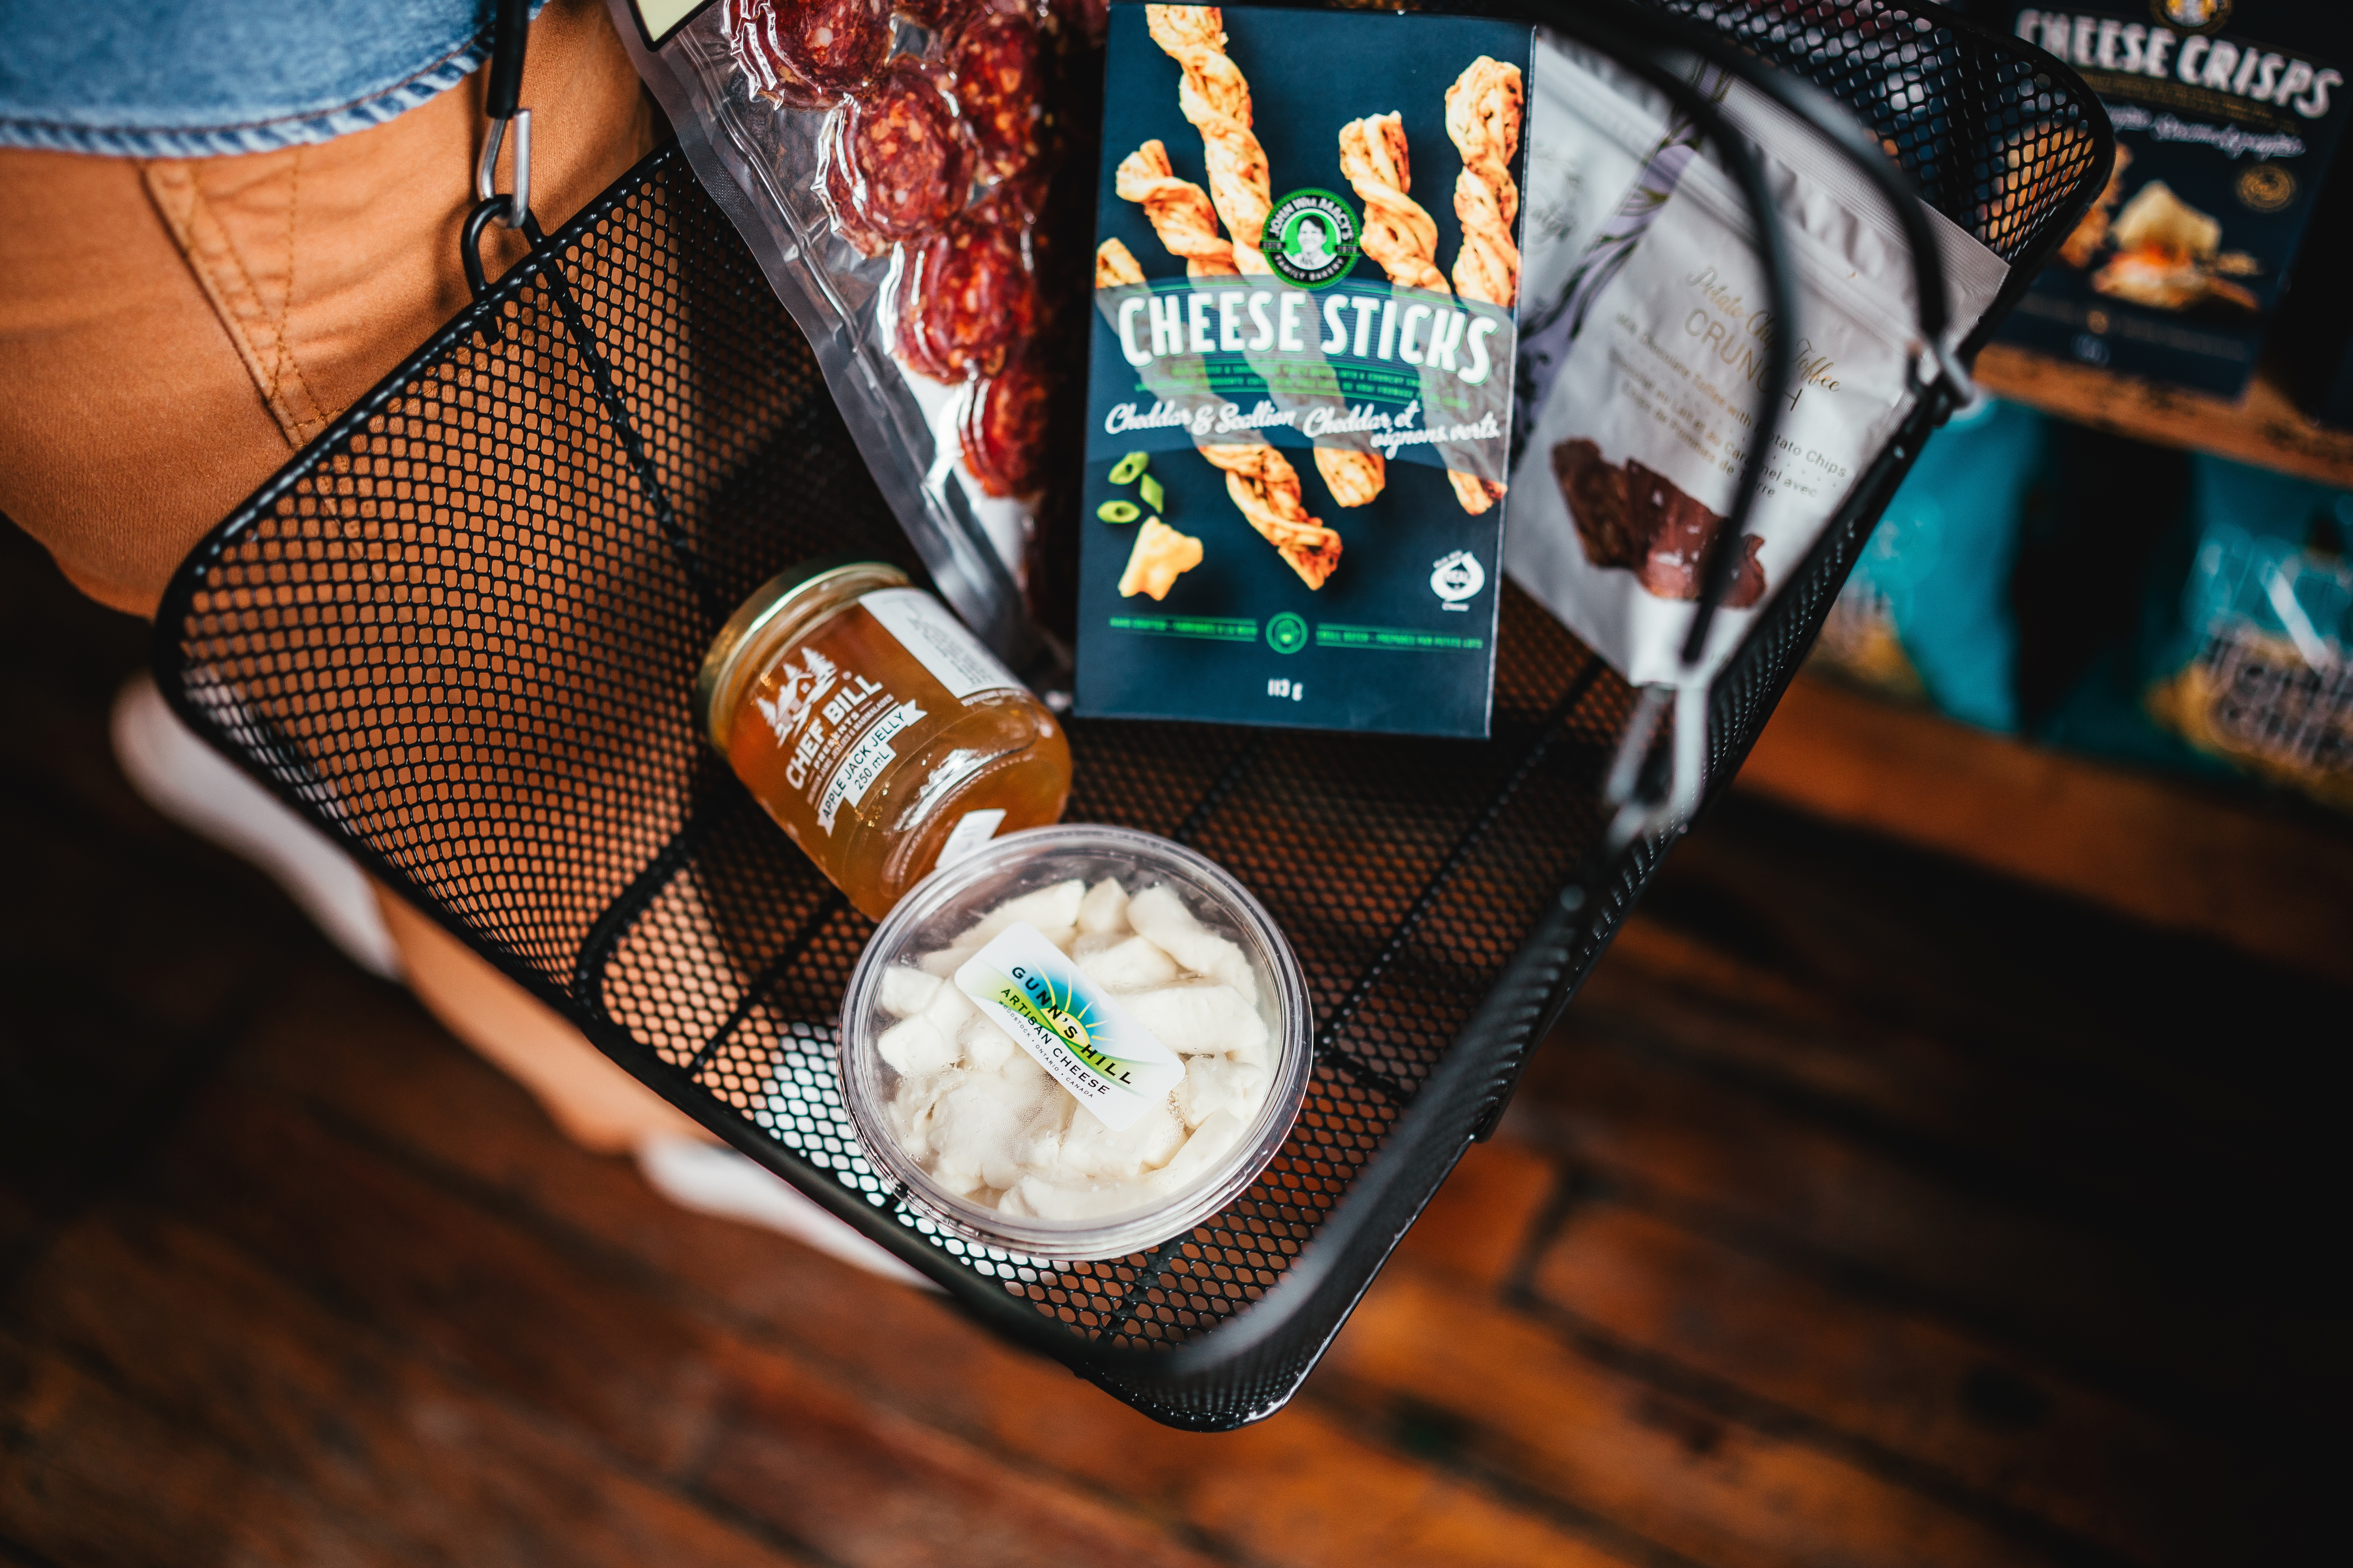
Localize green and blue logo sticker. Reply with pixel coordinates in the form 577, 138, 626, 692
1262, 188, 1360, 289
954, 921, 1184, 1128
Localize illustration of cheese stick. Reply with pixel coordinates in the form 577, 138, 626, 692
1343, 101, 1512, 516
1202, 442, 1343, 590
1315, 446, 1384, 508
1138, 11, 1383, 504
1115, 142, 1238, 277
1144, 5, 1273, 275
1442, 57, 1523, 515
1440, 464, 1504, 513
1448, 57, 1523, 312
1096, 238, 1146, 289
1338, 112, 1448, 292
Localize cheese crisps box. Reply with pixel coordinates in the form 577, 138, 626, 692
1996, 3, 2352, 397
1077, 4, 1532, 737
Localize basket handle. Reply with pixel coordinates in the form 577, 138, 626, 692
473, 0, 535, 239
1558, 0, 1984, 848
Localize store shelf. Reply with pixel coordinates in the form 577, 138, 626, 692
1734, 675, 2353, 987
1974, 345, 2353, 489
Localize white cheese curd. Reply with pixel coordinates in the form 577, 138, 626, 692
878, 878, 1280, 1220
876, 1015, 958, 1076
1128, 884, 1259, 1004
956, 1010, 1018, 1070
954, 878, 1086, 946
916, 944, 978, 978
1076, 876, 1130, 934
1076, 933, 1180, 993
877, 965, 942, 1018
1123, 981, 1269, 1064
918, 980, 976, 1036
1176, 1054, 1267, 1128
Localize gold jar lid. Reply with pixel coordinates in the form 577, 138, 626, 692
693, 557, 911, 753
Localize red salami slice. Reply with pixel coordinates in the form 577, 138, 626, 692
725, 0, 890, 107
948, 10, 1047, 182
897, 207, 1037, 382
961, 356, 1056, 497
823, 59, 972, 254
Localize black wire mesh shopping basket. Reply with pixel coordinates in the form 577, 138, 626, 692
152, 0, 2109, 1430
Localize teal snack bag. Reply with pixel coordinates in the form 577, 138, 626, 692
1808, 399, 2048, 732
1076, 4, 1533, 737
2142, 455, 2353, 810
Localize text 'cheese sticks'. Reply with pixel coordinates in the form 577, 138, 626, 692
1144, 5, 1272, 276
1115, 142, 1239, 277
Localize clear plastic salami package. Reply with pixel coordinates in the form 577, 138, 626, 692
1506, 33, 2012, 693
610, 0, 1110, 660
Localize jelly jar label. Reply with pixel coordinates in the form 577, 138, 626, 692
955, 921, 1185, 1130
816, 698, 926, 833
863, 587, 1021, 701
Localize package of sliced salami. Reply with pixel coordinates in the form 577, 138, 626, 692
610, 0, 1108, 659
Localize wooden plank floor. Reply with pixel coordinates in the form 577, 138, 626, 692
1, 519, 2332, 1567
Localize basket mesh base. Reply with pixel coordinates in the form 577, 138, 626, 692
156, 0, 2103, 1428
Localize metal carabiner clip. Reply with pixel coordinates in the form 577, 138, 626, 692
1909, 335, 1983, 426
462, 0, 535, 310
1601, 682, 1709, 852
476, 106, 533, 233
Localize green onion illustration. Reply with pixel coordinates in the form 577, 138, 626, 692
1097, 500, 1141, 524
1108, 451, 1149, 484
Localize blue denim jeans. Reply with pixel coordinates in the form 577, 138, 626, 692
0, 0, 544, 158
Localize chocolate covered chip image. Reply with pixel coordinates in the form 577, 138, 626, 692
1552, 438, 1766, 608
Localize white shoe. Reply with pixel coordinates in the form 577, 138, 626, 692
111, 673, 401, 979
117, 675, 922, 1283
635, 1135, 937, 1288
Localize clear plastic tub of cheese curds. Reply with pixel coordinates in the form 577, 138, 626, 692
838, 824, 1311, 1259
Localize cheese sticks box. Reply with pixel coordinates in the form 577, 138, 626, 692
1076, 4, 1532, 737
1994, 3, 2352, 397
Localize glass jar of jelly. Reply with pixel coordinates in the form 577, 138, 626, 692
695, 560, 1071, 920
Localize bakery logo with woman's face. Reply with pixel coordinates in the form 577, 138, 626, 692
1264, 188, 1362, 288
2154, 0, 2231, 35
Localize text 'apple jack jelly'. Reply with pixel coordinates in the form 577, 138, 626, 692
695, 560, 1072, 919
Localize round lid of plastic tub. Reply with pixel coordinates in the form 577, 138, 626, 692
838, 825, 1312, 1262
